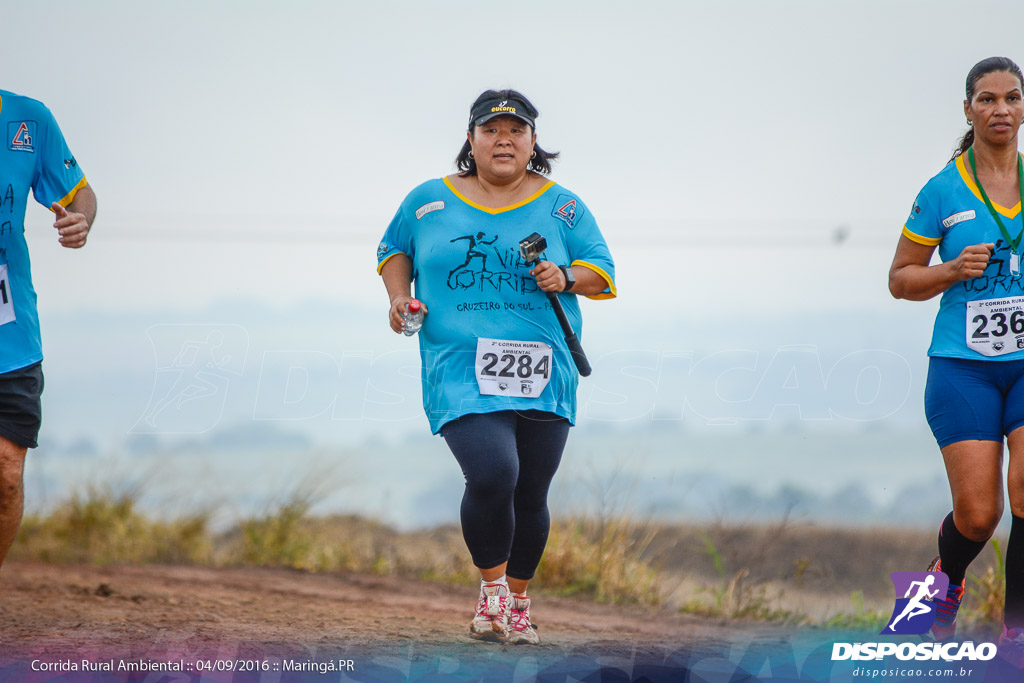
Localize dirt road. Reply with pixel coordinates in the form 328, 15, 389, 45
0, 562, 782, 681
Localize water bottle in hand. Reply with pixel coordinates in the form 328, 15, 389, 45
402, 299, 424, 336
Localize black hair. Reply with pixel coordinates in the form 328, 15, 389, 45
949, 56, 1024, 164
455, 89, 560, 176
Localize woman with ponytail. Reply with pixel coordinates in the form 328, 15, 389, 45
889, 56, 1024, 660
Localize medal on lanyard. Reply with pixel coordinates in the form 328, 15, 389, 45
969, 147, 1024, 275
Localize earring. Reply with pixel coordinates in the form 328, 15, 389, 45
967, 119, 973, 125
468, 150, 474, 159
530, 151, 537, 159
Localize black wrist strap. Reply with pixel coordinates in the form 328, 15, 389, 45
558, 265, 575, 292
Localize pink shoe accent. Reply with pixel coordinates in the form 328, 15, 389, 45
507, 593, 540, 645
926, 557, 965, 642
469, 582, 510, 642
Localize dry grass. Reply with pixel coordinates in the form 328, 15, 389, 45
538, 517, 661, 605
16, 486, 212, 566
220, 511, 478, 581
11, 488, 1012, 628
12, 488, 654, 604
960, 539, 1006, 631
822, 591, 890, 631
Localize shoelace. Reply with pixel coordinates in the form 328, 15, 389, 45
509, 599, 532, 631
509, 609, 530, 630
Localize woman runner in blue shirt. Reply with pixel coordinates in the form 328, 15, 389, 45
377, 89, 616, 644
890, 57, 1024, 659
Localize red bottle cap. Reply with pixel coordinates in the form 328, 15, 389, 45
408, 299, 421, 313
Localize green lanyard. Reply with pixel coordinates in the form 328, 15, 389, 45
968, 146, 1024, 254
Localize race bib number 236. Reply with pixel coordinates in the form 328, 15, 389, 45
0, 264, 14, 326
967, 296, 1024, 356
475, 338, 553, 398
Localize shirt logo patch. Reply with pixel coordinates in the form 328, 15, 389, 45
8, 121, 36, 153
377, 242, 389, 258
942, 210, 976, 229
415, 200, 445, 220
552, 194, 583, 229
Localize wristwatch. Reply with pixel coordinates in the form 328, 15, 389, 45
558, 265, 576, 292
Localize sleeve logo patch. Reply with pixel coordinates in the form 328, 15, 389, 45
552, 194, 583, 229
941, 210, 976, 229
377, 242, 389, 258
8, 121, 36, 153
415, 200, 445, 220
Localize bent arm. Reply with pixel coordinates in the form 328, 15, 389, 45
68, 183, 97, 229
888, 235, 957, 301
51, 183, 96, 249
570, 264, 611, 297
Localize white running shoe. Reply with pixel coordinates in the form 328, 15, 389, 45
469, 582, 510, 642
507, 594, 540, 645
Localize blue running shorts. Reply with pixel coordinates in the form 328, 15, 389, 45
924, 356, 1024, 449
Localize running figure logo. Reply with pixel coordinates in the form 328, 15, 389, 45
448, 232, 499, 289
131, 325, 249, 434
882, 571, 950, 635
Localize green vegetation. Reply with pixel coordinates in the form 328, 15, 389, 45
538, 517, 660, 605
12, 487, 1010, 629
823, 591, 889, 631
678, 532, 801, 624
16, 486, 212, 566
960, 539, 1006, 631
15, 487, 659, 604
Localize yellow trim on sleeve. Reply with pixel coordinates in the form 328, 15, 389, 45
902, 225, 942, 246
377, 251, 405, 275
956, 154, 1022, 218
53, 176, 88, 209
0, 94, 4, 116
572, 260, 617, 300
442, 176, 555, 214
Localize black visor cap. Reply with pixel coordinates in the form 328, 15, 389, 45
469, 97, 537, 129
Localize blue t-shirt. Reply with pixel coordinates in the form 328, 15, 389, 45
377, 176, 616, 433
0, 90, 87, 373
903, 153, 1024, 360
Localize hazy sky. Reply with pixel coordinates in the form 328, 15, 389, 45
5, 0, 1024, 320
3, 1, 1022, 439
9, 1, 1024, 524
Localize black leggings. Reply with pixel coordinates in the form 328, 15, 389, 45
440, 410, 571, 580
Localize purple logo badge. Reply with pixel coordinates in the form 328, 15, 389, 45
882, 571, 949, 635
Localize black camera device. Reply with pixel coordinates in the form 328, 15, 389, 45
516, 232, 591, 377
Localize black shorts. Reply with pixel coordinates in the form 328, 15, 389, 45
0, 362, 44, 449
